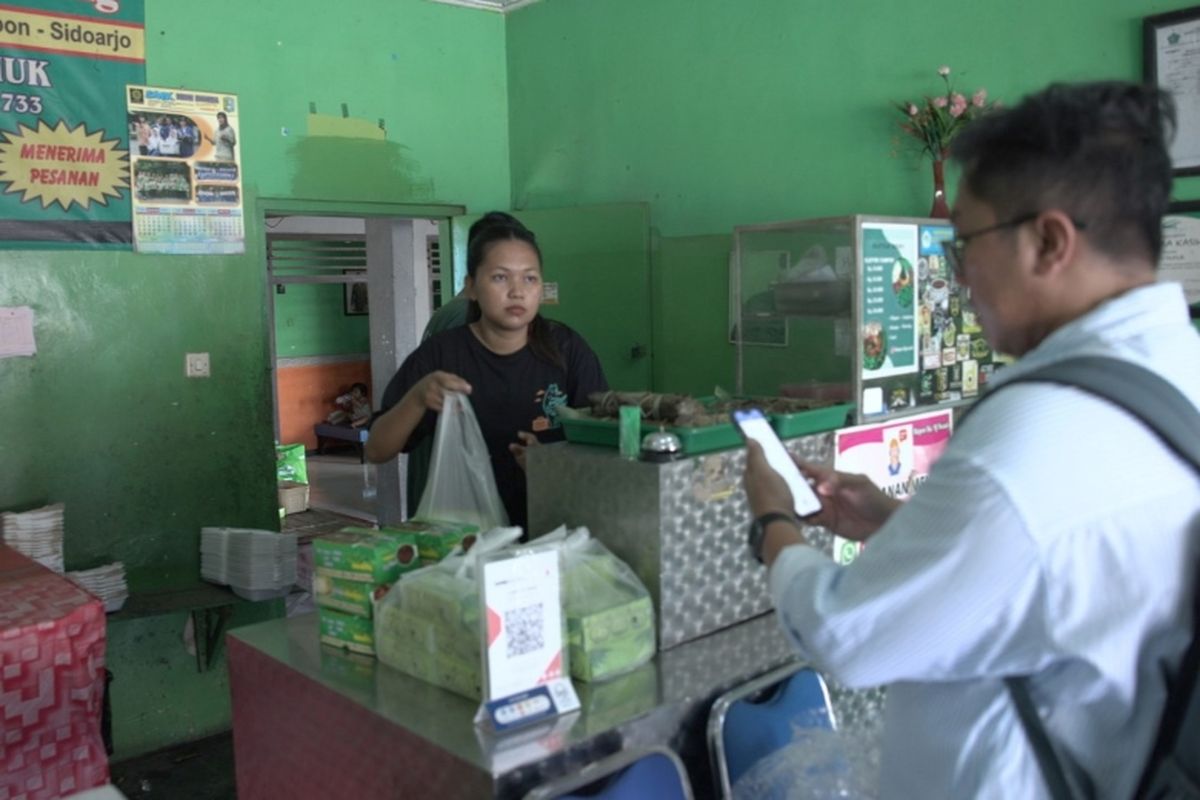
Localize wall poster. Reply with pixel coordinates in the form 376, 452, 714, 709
126, 84, 244, 254
831, 409, 953, 565
0, 0, 146, 248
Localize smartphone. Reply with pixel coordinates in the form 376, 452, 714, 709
731, 408, 823, 518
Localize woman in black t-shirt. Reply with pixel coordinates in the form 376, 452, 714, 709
366, 214, 608, 532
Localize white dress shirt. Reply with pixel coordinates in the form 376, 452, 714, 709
769, 283, 1200, 798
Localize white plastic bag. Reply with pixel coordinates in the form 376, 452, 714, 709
374, 526, 522, 700
539, 525, 656, 682
416, 392, 508, 531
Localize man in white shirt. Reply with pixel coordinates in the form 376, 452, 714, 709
742, 81, 1200, 798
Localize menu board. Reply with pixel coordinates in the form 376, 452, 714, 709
861, 222, 998, 417
860, 222, 919, 380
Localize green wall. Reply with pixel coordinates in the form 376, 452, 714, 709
274, 283, 371, 358
4, 0, 1194, 763
505, 0, 1199, 393
0, 0, 509, 759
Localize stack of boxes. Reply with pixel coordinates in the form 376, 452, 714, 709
314, 521, 478, 657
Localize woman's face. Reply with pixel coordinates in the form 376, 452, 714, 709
468, 239, 542, 332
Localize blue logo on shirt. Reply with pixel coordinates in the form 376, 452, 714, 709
541, 383, 568, 427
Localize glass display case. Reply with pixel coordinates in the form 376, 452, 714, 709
732, 215, 1000, 423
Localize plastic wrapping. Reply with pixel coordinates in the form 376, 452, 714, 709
540, 526, 656, 683
374, 527, 522, 700
415, 392, 508, 531
731, 725, 881, 800
275, 443, 308, 484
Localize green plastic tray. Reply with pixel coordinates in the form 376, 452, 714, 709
560, 415, 743, 456
770, 403, 856, 438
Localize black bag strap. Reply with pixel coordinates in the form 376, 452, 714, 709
967, 355, 1200, 800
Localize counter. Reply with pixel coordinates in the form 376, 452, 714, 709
228, 610, 796, 799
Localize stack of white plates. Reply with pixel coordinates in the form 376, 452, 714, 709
68, 562, 129, 613
201, 527, 297, 601
1, 503, 65, 573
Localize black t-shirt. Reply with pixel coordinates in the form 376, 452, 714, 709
377, 321, 608, 531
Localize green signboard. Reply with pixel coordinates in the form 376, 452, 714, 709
0, 0, 145, 248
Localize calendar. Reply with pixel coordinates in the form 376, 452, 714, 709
127, 84, 245, 255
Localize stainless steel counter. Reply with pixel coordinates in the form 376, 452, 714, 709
228, 610, 796, 799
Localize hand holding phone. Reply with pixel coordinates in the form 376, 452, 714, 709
732, 408, 823, 518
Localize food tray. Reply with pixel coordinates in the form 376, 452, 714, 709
561, 415, 742, 456
770, 402, 856, 438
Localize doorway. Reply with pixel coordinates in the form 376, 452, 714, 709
260, 199, 464, 526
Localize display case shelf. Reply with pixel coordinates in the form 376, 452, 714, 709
732, 215, 998, 423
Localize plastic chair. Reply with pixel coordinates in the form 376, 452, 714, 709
707, 661, 836, 797
524, 745, 693, 800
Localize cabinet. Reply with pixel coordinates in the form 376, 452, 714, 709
732, 215, 999, 423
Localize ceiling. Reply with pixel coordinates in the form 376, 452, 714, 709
427, 0, 542, 12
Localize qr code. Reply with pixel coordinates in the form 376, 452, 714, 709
505, 603, 544, 657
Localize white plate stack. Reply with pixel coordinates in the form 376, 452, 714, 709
201, 527, 298, 601
68, 563, 129, 613
1, 503, 65, 573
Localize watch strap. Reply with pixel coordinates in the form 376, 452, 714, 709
749, 511, 797, 563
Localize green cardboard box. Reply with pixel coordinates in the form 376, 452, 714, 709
319, 607, 375, 656
390, 519, 480, 564
314, 571, 391, 618
313, 528, 420, 583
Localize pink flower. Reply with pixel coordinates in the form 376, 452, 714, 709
972, 89, 988, 107
907, 103, 919, 116
933, 96, 948, 109
950, 93, 968, 117
938, 65, 951, 77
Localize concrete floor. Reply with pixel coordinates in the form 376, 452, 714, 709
110, 732, 235, 800
305, 453, 378, 523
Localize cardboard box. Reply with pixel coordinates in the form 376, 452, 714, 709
313, 528, 420, 583
278, 481, 309, 515
318, 607, 375, 656
391, 519, 480, 564
314, 570, 390, 618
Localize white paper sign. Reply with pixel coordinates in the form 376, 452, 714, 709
481, 549, 566, 702
1160, 215, 1200, 305
0, 306, 36, 358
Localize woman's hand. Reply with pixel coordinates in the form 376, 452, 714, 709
509, 431, 539, 470
412, 371, 472, 412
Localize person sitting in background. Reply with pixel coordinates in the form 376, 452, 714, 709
326, 382, 371, 428
741, 81, 1199, 798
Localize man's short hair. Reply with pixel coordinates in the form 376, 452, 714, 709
950, 82, 1175, 264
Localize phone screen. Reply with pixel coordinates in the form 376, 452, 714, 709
732, 408, 823, 518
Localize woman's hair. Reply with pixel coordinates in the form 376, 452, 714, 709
466, 212, 564, 369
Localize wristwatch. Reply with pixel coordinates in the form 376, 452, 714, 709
747, 511, 797, 564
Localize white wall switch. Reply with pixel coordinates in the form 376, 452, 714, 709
185, 352, 210, 378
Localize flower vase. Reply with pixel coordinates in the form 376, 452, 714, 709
929, 158, 951, 219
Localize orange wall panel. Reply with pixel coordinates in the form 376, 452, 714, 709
276, 361, 372, 450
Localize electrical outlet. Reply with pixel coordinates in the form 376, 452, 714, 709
185, 352, 210, 378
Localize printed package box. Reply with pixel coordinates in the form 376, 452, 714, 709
314, 571, 390, 618
568, 595, 655, 683
319, 607, 375, 656
313, 528, 420, 583
392, 519, 480, 564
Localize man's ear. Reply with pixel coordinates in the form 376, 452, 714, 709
1031, 210, 1078, 277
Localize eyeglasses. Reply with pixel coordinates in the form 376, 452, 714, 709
943, 213, 1039, 278
943, 212, 1087, 278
